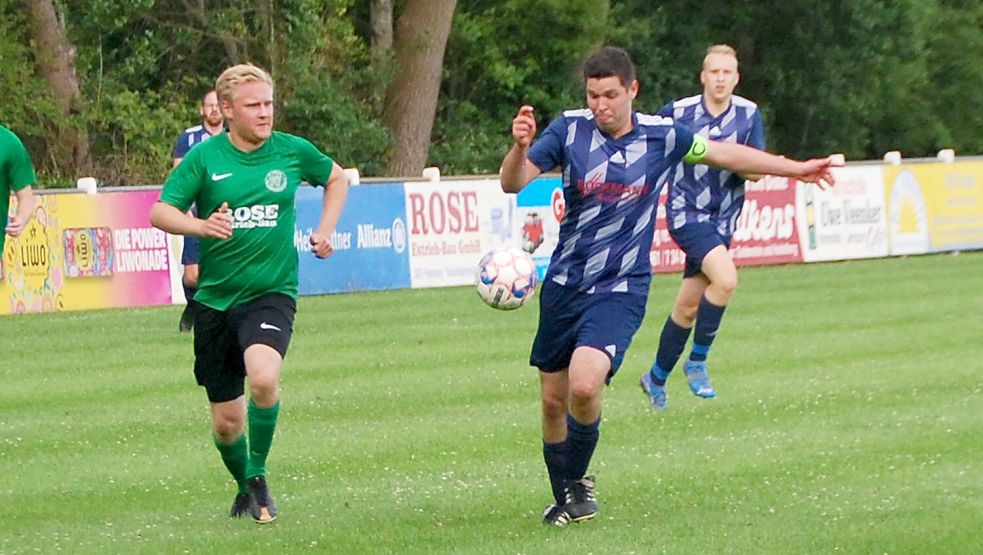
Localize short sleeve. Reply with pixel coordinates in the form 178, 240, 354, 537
527, 115, 567, 173
656, 101, 674, 118
669, 121, 697, 165
172, 132, 191, 159
295, 137, 335, 187
159, 146, 204, 212
5, 132, 37, 191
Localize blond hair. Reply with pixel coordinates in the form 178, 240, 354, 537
703, 44, 738, 68
215, 63, 274, 103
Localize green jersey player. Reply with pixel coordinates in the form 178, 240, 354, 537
150, 63, 349, 523
1, 125, 38, 257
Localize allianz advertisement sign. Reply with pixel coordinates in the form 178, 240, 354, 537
295, 183, 410, 294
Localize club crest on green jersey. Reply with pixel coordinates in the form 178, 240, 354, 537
265, 169, 288, 192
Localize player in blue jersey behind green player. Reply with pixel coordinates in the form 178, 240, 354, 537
150, 63, 348, 523
500, 46, 837, 526
172, 89, 225, 333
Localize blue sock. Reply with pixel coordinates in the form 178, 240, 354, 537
543, 441, 569, 505
649, 316, 692, 385
690, 295, 726, 362
566, 413, 600, 481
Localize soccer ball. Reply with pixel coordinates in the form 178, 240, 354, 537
475, 245, 538, 310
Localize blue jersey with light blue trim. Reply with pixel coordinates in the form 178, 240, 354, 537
172, 125, 215, 160
527, 109, 695, 295
659, 94, 765, 238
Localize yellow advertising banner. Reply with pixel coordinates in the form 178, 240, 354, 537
2, 190, 176, 315
882, 161, 983, 254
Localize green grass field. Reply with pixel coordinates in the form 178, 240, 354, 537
2, 252, 981, 554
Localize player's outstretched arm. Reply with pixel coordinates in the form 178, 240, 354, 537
702, 141, 837, 188
500, 105, 543, 194
150, 201, 233, 239
309, 162, 349, 260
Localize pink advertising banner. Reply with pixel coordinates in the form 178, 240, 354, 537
731, 176, 803, 267
3, 190, 175, 314
650, 176, 803, 275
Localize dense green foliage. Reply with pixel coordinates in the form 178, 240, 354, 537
3, 0, 982, 186
2, 252, 982, 552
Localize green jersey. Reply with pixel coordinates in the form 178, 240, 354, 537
0, 125, 37, 254
159, 131, 334, 310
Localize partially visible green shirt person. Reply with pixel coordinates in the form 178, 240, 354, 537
0, 125, 38, 255
149, 63, 349, 524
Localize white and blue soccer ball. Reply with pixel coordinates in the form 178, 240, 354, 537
475, 245, 538, 310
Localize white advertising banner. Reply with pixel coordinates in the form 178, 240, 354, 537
405, 179, 514, 288
796, 165, 889, 262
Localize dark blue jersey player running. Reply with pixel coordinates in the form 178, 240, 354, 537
499, 46, 837, 527
641, 44, 767, 409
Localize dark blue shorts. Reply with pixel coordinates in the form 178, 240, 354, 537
181, 236, 199, 265
669, 222, 731, 278
530, 280, 647, 380
181, 207, 199, 265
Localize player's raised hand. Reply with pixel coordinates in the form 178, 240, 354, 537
203, 201, 234, 239
797, 156, 839, 190
309, 229, 334, 259
512, 105, 537, 147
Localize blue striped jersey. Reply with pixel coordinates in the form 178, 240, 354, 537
658, 94, 765, 238
172, 125, 216, 160
527, 109, 695, 295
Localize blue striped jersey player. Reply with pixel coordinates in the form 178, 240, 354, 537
499, 46, 837, 527
661, 91, 764, 237
172, 90, 225, 166
641, 44, 767, 410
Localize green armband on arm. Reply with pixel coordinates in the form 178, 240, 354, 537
683, 134, 710, 164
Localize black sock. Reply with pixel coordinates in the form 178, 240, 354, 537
543, 440, 569, 505
565, 413, 600, 481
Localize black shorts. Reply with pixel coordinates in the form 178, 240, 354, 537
193, 293, 297, 403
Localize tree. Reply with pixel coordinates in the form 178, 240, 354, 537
608, 0, 948, 160
0, 0, 53, 136
23, 0, 89, 176
370, 0, 393, 67
430, 0, 608, 174
4, 0, 982, 186
381, 0, 457, 176
923, 0, 983, 155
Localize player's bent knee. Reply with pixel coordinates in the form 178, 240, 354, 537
568, 380, 602, 403
710, 274, 738, 300
248, 379, 279, 404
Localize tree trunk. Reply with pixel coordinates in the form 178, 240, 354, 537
381, 0, 456, 176
370, 0, 394, 69
23, 0, 90, 175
